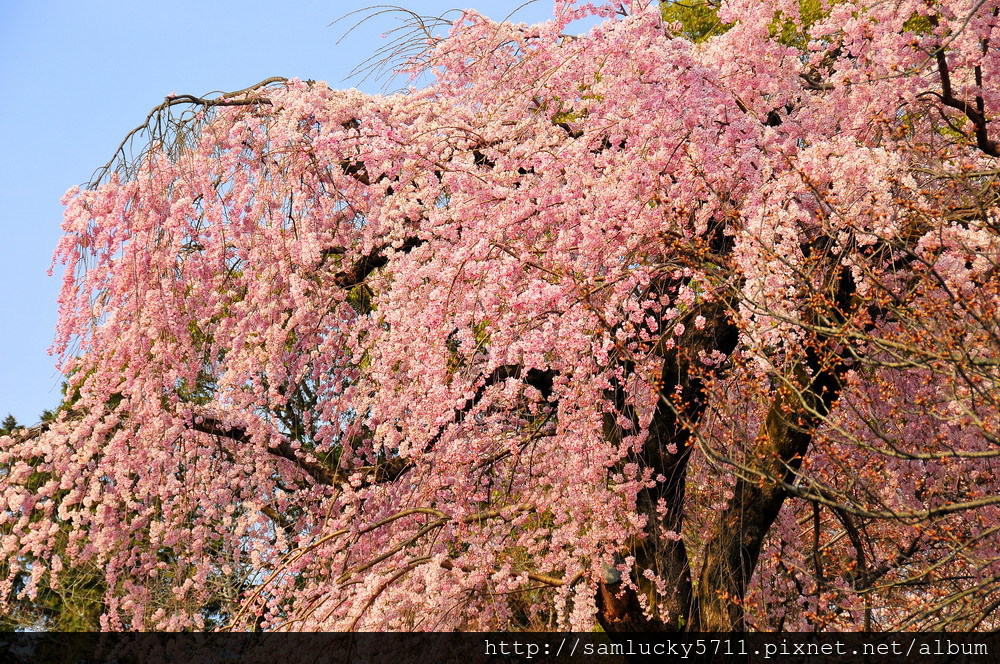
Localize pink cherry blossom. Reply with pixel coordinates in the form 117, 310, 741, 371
3, 0, 999, 632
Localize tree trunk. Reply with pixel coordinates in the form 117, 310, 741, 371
694, 353, 843, 630
597, 303, 737, 633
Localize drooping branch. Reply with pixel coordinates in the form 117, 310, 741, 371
90, 77, 289, 186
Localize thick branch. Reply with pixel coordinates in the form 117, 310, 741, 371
924, 23, 999, 157
193, 416, 337, 485
334, 237, 425, 288
422, 365, 557, 453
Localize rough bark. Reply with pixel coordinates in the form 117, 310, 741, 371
694, 352, 843, 630
597, 300, 738, 632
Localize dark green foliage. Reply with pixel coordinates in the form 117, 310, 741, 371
0, 416, 18, 437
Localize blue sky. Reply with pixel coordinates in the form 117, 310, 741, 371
0, 1, 606, 426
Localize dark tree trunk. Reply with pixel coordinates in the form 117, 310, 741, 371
694, 350, 844, 630
597, 301, 737, 633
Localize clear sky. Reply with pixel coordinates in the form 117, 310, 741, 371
0, 0, 588, 426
